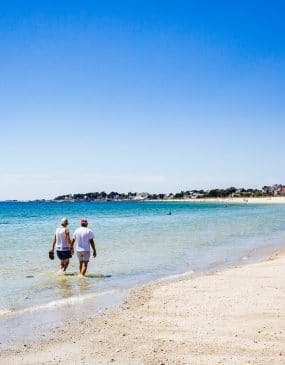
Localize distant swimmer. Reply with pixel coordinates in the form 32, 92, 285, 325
50, 218, 72, 274
71, 218, 97, 277
167, 211, 172, 215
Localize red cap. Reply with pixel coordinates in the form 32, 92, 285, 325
81, 218, 88, 224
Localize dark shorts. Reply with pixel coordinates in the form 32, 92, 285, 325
56, 250, 72, 260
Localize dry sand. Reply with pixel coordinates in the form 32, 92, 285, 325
163, 197, 285, 204
1, 253, 285, 365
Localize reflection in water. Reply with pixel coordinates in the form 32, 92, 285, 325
55, 273, 112, 299
79, 276, 90, 293
56, 275, 74, 299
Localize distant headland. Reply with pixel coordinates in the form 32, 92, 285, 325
52, 184, 285, 202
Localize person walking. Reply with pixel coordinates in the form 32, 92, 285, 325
72, 218, 96, 276
50, 217, 72, 273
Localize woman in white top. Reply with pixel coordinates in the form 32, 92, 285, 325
50, 218, 72, 273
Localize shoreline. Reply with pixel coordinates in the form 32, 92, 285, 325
148, 196, 285, 204
4, 196, 285, 204
1, 251, 285, 364
0, 241, 282, 349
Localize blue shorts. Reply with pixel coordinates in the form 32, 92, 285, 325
56, 250, 72, 261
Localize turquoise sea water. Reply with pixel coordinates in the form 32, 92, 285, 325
1, 201, 285, 346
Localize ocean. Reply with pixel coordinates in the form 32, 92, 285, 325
1, 201, 285, 348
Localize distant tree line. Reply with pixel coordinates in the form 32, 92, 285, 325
53, 185, 283, 201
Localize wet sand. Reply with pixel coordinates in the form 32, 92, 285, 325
1, 253, 285, 364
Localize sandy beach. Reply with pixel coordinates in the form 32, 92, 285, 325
1, 252, 285, 365
158, 197, 285, 204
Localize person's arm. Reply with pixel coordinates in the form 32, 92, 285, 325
65, 229, 72, 244
90, 238, 96, 258
70, 237, 75, 254
65, 228, 73, 254
65, 228, 73, 252
70, 231, 76, 254
50, 235, 56, 252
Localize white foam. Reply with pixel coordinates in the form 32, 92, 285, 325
0, 288, 121, 319
154, 270, 195, 284
0, 308, 13, 316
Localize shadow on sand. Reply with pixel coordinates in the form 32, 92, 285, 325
63, 272, 112, 279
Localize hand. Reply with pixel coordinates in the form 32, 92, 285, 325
93, 251, 96, 258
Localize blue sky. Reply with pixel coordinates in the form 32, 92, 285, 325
0, 1, 284, 199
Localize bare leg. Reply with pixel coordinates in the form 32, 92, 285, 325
60, 261, 65, 272
79, 261, 83, 273
80, 261, 89, 276
62, 259, 69, 272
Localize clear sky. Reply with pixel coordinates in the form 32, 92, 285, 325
0, 1, 284, 199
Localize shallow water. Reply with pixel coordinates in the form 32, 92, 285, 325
0, 201, 285, 346
1, 201, 285, 313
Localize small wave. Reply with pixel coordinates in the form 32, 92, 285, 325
0, 289, 120, 319
0, 309, 13, 316
155, 270, 195, 283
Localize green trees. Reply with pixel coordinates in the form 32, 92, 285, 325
53, 185, 279, 201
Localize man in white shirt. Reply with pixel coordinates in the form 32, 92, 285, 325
72, 218, 96, 276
